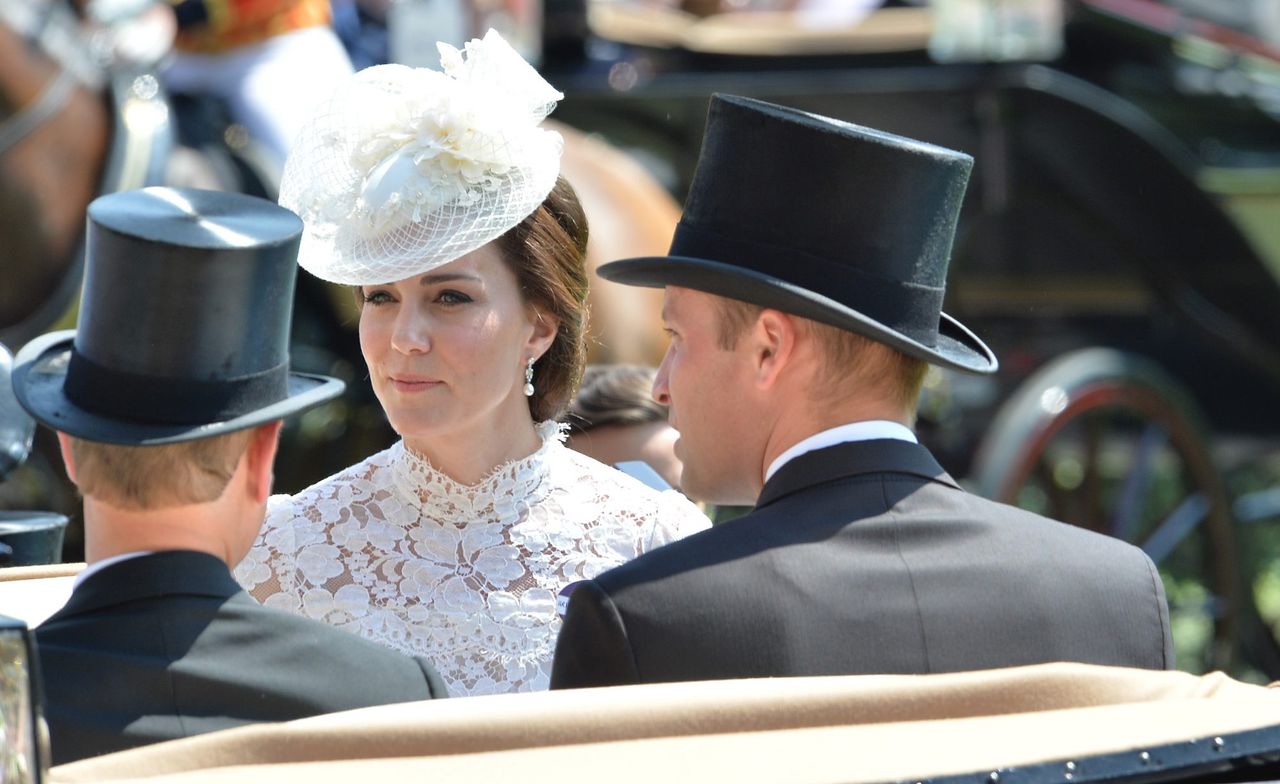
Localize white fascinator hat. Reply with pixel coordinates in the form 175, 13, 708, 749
278, 29, 565, 285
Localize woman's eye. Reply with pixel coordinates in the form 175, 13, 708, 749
437, 290, 473, 305
362, 290, 394, 306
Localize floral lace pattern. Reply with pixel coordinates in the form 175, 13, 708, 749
236, 422, 710, 696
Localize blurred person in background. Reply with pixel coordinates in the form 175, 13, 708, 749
565, 364, 683, 492
236, 30, 708, 697
329, 0, 390, 69
159, 0, 355, 174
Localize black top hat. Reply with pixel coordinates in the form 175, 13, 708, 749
11, 187, 344, 445
598, 94, 997, 374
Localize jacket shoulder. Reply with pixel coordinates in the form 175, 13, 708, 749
221, 594, 446, 697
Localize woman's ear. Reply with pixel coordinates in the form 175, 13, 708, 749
526, 307, 560, 360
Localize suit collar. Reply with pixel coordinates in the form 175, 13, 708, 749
765, 420, 917, 483
74, 550, 153, 590
50, 550, 241, 619
756, 439, 960, 509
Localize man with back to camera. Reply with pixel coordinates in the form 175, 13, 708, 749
11, 187, 446, 765
550, 95, 1173, 688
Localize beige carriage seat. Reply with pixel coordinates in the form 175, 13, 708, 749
0, 562, 83, 626
51, 663, 1280, 784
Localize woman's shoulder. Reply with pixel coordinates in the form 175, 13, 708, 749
551, 446, 710, 534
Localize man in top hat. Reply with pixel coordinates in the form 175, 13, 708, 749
12, 187, 446, 765
550, 95, 1172, 688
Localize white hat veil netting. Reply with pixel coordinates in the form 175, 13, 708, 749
278, 29, 565, 285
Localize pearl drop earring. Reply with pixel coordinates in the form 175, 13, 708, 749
523, 358, 535, 397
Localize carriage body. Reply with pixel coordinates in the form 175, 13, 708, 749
3, 0, 1280, 677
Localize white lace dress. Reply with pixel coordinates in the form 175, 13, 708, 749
235, 423, 710, 696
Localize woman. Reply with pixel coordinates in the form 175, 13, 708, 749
235, 30, 710, 696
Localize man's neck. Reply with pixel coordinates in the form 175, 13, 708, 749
81, 498, 234, 567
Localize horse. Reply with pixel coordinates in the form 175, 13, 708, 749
0, 8, 108, 346
555, 120, 677, 368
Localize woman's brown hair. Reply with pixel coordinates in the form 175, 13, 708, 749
496, 176, 590, 422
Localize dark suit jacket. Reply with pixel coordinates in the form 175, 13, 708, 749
37, 550, 446, 765
551, 439, 1173, 689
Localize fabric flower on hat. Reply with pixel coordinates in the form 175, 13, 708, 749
279, 29, 564, 285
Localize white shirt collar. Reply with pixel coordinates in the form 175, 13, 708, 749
74, 550, 153, 589
764, 420, 917, 483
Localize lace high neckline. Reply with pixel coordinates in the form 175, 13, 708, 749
390, 420, 565, 525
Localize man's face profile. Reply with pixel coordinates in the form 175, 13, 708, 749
653, 287, 758, 505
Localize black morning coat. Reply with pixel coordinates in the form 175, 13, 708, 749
37, 550, 447, 765
551, 439, 1173, 688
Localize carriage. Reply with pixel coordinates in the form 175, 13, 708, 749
3, 0, 1280, 679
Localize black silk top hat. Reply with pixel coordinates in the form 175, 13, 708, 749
599, 94, 998, 374
11, 187, 344, 445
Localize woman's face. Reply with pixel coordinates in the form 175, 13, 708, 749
358, 243, 555, 448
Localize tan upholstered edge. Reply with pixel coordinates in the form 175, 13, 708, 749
0, 562, 85, 581
53, 663, 1280, 781
48, 700, 1280, 784
587, 4, 932, 56
687, 7, 932, 55
586, 2, 698, 49
0, 564, 81, 626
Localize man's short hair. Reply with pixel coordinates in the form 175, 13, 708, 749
713, 296, 928, 413
67, 430, 255, 510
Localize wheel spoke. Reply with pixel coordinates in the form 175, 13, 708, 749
1034, 456, 1071, 521
1082, 414, 1104, 531
1111, 423, 1169, 542
1141, 492, 1209, 566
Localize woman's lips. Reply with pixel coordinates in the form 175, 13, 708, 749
390, 375, 441, 393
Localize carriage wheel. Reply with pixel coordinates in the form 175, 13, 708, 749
969, 348, 1238, 674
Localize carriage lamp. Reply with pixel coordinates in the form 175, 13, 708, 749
0, 342, 35, 482
0, 615, 47, 784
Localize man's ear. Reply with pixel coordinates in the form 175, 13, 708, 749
56, 432, 78, 485
243, 421, 282, 504
752, 309, 797, 389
